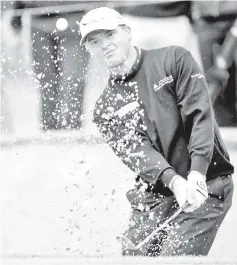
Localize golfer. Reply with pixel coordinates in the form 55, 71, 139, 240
79, 7, 234, 256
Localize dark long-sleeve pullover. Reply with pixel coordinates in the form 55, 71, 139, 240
93, 46, 234, 194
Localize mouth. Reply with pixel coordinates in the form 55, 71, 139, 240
103, 50, 114, 58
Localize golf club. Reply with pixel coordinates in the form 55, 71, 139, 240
116, 202, 189, 251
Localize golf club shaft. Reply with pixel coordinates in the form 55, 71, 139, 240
135, 202, 188, 249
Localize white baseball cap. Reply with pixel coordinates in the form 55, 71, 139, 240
79, 7, 128, 45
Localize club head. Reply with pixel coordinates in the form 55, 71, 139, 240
116, 234, 137, 250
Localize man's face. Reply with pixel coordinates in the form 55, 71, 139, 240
85, 26, 132, 68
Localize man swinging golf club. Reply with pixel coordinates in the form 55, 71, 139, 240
79, 7, 234, 256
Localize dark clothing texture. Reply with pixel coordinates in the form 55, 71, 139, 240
192, 1, 237, 127
119, 1, 191, 18
93, 45, 234, 256
192, 1, 237, 19
123, 175, 233, 256
196, 19, 237, 127
11, 1, 90, 130
31, 12, 89, 130
93, 46, 234, 194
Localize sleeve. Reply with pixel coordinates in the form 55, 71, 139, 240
93, 101, 177, 186
174, 48, 215, 175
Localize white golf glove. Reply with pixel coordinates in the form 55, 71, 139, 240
169, 175, 188, 208
184, 170, 208, 213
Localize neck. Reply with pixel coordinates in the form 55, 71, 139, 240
110, 46, 137, 77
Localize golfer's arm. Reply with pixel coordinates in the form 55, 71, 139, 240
93, 116, 177, 186
174, 49, 214, 175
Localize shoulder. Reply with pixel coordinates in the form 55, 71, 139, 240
93, 85, 114, 118
94, 90, 107, 114
144, 45, 190, 63
93, 94, 106, 122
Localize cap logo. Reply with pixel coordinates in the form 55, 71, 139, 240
81, 17, 106, 26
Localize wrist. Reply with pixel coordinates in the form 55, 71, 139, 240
160, 168, 177, 188
190, 155, 209, 176
188, 170, 206, 181
169, 174, 182, 191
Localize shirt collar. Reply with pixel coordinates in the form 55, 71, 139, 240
109, 47, 144, 83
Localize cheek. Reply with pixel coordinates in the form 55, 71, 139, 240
88, 47, 104, 59
117, 34, 131, 52
87, 46, 98, 55
118, 40, 130, 56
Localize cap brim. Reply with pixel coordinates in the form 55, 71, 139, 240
80, 21, 118, 46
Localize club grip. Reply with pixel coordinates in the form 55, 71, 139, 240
180, 201, 190, 211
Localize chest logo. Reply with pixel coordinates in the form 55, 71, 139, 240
114, 101, 139, 118
154, 75, 174, 91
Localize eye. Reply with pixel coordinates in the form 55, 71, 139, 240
106, 30, 115, 37
89, 39, 98, 45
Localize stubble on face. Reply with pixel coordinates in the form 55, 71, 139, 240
86, 26, 136, 76
105, 49, 127, 69
103, 29, 130, 69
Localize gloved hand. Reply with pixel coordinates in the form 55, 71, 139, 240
169, 175, 188, 208
184, 170, 208, 213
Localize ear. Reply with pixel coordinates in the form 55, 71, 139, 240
124, 25, 131, 34
84, 42, 91, 53
84, 44, 89, 52
123, 25, 132, 41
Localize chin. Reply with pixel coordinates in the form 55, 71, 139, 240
106, 59, 123, 69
